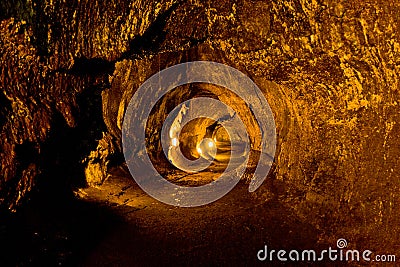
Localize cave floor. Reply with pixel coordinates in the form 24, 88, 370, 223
2, 167, 335, 266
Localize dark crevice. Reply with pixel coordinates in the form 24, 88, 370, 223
69, 57, 115, 77
34, 84, 107, 201
0, 91, 11, 130
15, 141, 38, 171
120, 1, 183, 59
31, 0, 50, 57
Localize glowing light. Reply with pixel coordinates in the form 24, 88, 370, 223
208, 141, 214, 148
171, 138, 179, 147
197, 147, 202, 154
169, 126, 178, 139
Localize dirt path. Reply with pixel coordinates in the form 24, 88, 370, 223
75, 167, 322, 266
2, 167, 327, 266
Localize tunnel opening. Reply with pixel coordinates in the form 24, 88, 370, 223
178, 117, 233, 163
142, 81, 263, 187
2, 0, 399, 264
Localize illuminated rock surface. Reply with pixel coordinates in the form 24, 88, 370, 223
1, 0, 399, 265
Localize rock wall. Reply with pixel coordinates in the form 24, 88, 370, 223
1, 0, 399, 254
0, 0, 178, 210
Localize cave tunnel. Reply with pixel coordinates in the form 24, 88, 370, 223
142, 81, 264, 186
1, 0, 400, 266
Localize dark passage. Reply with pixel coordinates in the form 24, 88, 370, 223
1, 0, 399, 266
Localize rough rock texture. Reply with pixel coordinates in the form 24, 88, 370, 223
0, 0, 178, 210
0, 18, 90, 210
103, 1, 400, 253
1, 0, 399, 256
